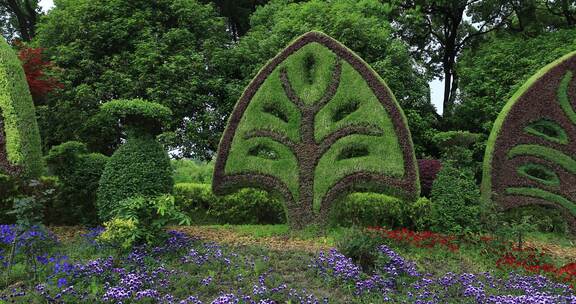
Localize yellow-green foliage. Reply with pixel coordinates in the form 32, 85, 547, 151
0, 38, 43, 177
97, 217, 139, 249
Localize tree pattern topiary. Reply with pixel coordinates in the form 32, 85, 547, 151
97, 99, 174, 221
482, 51, 576, 234
213, 32, 419, 229
0, 38, 43, 177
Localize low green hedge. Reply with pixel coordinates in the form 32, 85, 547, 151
174, 183, 286, 225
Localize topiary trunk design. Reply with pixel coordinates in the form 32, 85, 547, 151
482, 51, 576, 234
213, 32, 419, 230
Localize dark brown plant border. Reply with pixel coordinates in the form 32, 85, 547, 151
213, 31, 419, 229
488, 55, 576, 234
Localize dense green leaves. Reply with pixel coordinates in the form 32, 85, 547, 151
34, 0, 233, 158
0, 37, 43, 177
226, 0, 438, 157
456, 29, 576, 134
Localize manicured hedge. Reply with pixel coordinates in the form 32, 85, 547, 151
45, 141, 108, 225
213, 31, 419, 229
481, 51, 576, 234
0, 38, 43, 177
97, 99, 173, 221
174, 183, 286, 225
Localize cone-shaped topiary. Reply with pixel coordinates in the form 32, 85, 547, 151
97, 99, 173, 221
213, 31, 419, 230
0, 38, 43, 177
482, 51, 576, 234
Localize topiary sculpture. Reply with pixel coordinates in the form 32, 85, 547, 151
0, 38, 43, 177
97, 99, 174, 221
213, 31, 419, 229
482, 51, 576, 234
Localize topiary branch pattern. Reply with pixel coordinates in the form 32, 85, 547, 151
213, 32, 419, 229
482, 51, 576, 234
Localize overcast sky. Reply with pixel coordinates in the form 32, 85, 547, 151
37, 0, 445, 114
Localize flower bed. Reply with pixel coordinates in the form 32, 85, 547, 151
1, 225, 575, 303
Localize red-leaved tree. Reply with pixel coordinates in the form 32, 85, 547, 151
16, 43, 62, 103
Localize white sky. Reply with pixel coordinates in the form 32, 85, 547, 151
37, 0, 445, 114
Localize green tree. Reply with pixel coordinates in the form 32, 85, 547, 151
456, 29, 576, 134
225, 0, 438, 156
34, 0, 233, 159
389, 0, 511, 118
0, 0, 41, 41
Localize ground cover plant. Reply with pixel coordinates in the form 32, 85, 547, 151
0, 224, 575, 303
213, 31, 419, 229
482, 51, 576, 233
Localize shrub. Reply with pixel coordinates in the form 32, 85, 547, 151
97, 217, 139, 249
101, 195, 190, 247
329, 193, 407, 228
171, 159, 213, 184
97, 99, 173, 221
174, 183, 286, 225
335, 227, 383, 271
417, 159, 442, 197
45, 141, 108, 225
500, 205, 568, 234
406, 197, 433, 231
0, 37, 44, 178
430, 163, 482, 235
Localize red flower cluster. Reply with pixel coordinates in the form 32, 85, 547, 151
496, 247, 575, 289
16, 44, 63, 101
367, 227, 459, 252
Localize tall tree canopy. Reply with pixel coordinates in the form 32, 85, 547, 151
34, 0, 233, 158
389, 0, 511, 119
0, 0, 41, 41
455, 28, 576, 134
225, 0, 438, 156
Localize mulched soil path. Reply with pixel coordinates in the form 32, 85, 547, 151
172, 226, 331, 253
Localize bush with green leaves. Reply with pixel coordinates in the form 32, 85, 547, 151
0, 38, 43, 178
99, 195, 190, 247
174, 183, 286, 225
171, 159, 213, 184
430, 163, 482, 235
97, 99, 174, 221
45, 141, 108, 225
329, 193, 407, 228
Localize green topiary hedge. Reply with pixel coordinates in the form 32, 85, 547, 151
174, 182, 286, 225
97, 99, 174, 221
431, 163, 482, 235
213, 31, 419, 230
45, 141, 108, 225
481, 51, 576, 234
0, 38, 43, 177
329, 193, 406, 228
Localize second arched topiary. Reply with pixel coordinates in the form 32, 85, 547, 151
97, 99, 174, 221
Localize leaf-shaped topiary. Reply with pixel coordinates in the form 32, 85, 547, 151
213, 32, 419, 229
97, 99, 174, 221
482, 51, 576, 234
0, 38, 43, 177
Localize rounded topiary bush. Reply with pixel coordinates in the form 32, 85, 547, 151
97, 99, 173, 221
